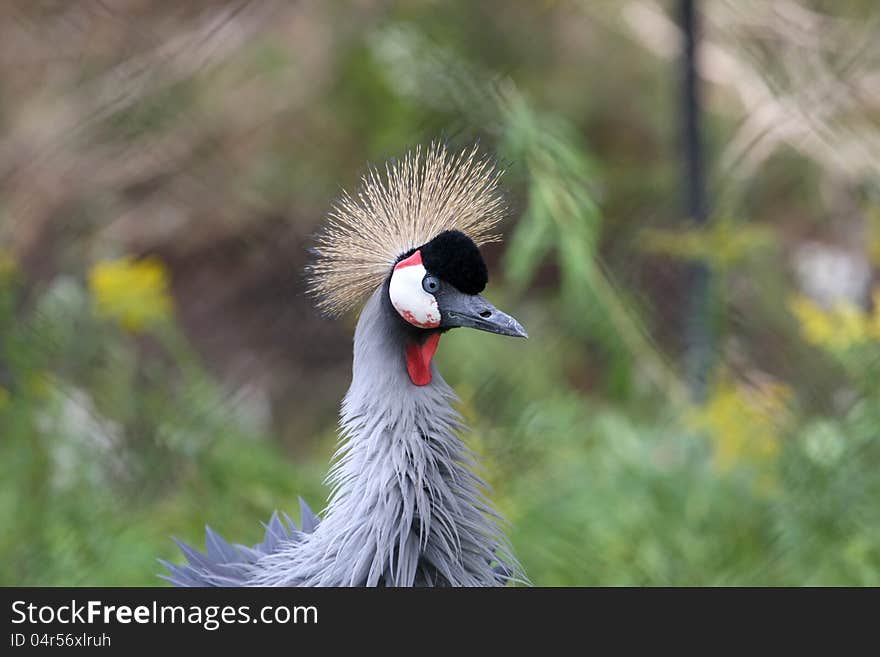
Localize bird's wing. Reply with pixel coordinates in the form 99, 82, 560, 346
159, 498, 320, 587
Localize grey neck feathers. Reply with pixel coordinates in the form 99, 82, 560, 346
249, 286, 520, 586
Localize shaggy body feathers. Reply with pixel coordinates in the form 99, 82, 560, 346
164, 288, 521, 586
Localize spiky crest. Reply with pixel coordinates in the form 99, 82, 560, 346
307, 142, 505, 316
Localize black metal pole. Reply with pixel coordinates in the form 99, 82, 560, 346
680, 0, 711, 400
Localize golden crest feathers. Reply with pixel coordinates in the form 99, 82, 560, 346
307, 142, 505, 317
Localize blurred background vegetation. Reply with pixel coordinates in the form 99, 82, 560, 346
2, 0, 880, 586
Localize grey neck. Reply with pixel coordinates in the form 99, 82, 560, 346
325, 286, 517, 586
249, 286, 519, 586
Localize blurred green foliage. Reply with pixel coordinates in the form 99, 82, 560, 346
2, 1, 880, 586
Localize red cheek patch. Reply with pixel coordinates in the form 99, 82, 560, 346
400, 308, 439, 328
394, 250, 423, 270
405, 332, 441, 386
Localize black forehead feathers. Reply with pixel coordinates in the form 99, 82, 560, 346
419, 230, 488, 295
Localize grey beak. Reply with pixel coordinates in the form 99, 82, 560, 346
438, 289, 528, 338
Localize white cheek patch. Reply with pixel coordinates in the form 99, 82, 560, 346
389, 251, 440, 328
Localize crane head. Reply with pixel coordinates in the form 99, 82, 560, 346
307, 143, 526, 385
388, 229, 527, 339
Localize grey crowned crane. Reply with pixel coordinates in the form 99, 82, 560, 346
162, 143, 528, 587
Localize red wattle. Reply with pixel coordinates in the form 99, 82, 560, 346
405, 332, 441, 386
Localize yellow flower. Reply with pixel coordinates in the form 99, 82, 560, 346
789, 295, 835, 346
689, 378, 790, 472
789, 294, 878, 351
835, 301, 868, 347
88, 256, 173, 333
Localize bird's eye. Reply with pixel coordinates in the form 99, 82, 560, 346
422, 274, 440, 294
